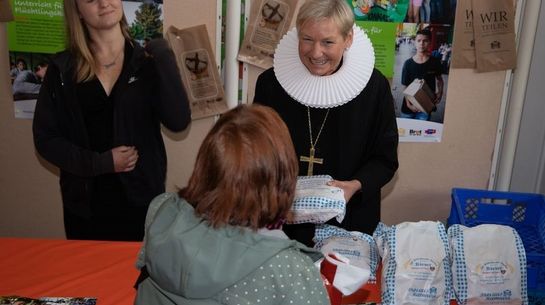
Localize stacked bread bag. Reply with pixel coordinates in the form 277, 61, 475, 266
314, 224, 379, 304
289, 175, 346, 224
448, 224, 528, 305
374, 221, 452, 305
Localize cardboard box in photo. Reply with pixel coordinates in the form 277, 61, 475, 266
403, 79, 436, 113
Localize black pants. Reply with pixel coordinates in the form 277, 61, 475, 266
64, 204, 148, 241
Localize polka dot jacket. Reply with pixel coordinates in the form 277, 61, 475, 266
135, 193, 330, 305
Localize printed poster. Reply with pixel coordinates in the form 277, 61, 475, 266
7, 0, 164, 119
347, 0, 457, 143
7, 0, 64, 119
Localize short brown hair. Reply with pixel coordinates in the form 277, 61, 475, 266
180, 104, 298, 230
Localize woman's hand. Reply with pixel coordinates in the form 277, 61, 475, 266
112, 146, 139, 172
327, 179, 362, 202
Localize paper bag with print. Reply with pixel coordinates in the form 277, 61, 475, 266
472, 0, 517, 72
450, 0, 475, 68
166, 25, 228, 120
0, 0, 14, 22
237, 0, 299, 69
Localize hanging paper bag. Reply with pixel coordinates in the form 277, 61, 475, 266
451, 0, 475, 68
237, 0, 300, 69
472, 0, 517, 72
166, 25, 228, 120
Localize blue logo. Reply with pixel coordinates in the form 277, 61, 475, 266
424, 129, 436, 135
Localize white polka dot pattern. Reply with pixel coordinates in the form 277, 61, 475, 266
215, 249, 329, 305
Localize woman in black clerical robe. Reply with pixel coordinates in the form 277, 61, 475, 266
254, 0, 399, 246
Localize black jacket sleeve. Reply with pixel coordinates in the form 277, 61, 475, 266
32, 61, 113, 177
145, 38, 191, 131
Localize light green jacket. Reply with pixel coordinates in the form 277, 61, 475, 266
135, 193, 330, 305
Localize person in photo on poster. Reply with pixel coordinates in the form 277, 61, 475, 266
407, 0, 422, 23
32, 0, 190, 241
254, 0, 399, 247
399, 28, 443, 121
429, 0, 447, 23
12, 62, 47, 97
420, 0, 431, 23
10, 58, 28, 79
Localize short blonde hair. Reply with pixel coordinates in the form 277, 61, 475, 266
180, 104, 298, 230
296, 0, 354, 38
64, 0, 132, 82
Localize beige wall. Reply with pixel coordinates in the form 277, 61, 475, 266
0, 0, 503, 238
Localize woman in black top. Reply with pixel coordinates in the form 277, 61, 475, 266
33, 0, 191, 241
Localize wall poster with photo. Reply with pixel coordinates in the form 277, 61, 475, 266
7, 0, 64, 119
347, 0, 457, 143
6, 0, 164, 119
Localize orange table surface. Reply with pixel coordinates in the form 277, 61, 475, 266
2, 238, 457, 305
0, 238, 141, 305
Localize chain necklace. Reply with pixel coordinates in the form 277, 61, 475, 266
99, 48, 123, 69
300, 106, 330, 176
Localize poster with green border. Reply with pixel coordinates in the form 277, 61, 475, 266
8, 0, 165, 119
356, 21, 396, 78
7, 0, 65, 53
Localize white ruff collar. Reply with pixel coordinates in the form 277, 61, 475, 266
274, 25, 375, 108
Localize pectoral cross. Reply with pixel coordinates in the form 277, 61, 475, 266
300, 147, 323, 176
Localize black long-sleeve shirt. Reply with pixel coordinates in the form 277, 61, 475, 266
33, 39, 191, 217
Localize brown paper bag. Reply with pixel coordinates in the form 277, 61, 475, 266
166, 25, 228, 120
0, 0, 14, 22
237, 0, 300, 69
450, 0, 475, 69
472, 0, 517, 72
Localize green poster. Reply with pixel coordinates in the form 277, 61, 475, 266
356, 21, 396, 78
7, 0, 65, 53
347, 0, 409, 23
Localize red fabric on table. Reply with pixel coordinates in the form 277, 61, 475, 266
0, 238, 140, 305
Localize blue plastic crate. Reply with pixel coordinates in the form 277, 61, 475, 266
447, 188, 545, 290
529, 289, 545, 305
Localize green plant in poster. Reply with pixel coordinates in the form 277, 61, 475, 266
129, 3, 163, 43
356, 21, 396, 78
6, 0, 65, 53
347, 0, 409, 22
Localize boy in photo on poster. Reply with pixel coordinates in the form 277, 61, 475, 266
399, 28, 443, 121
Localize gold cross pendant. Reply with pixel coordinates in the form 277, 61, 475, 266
300, 147, 323, 176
